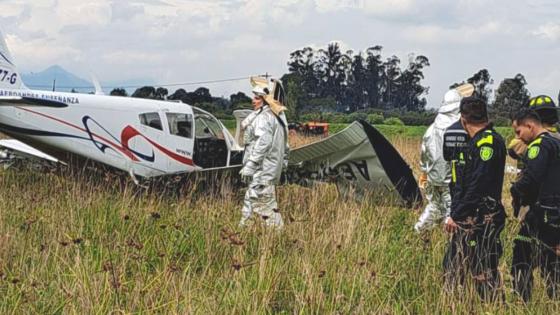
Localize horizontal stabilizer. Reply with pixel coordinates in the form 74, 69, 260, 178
286, 121, 421, 207
0, 96, 68, 108
0, 139, 61, 163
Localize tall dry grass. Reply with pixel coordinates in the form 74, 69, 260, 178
0, 133, 557, 314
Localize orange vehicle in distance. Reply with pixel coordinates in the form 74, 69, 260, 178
289, 121, 329, 137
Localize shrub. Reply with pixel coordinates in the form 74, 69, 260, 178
367, 113, 384, 124
383, 117, 405, 126
347, 112, 368, 123
493, 116, 511, 127
397, 111, 437, 126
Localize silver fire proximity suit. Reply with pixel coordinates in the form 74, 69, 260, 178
414, 90, 462, 233
239, 105, 289, 228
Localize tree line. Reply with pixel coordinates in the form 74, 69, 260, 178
281, 43, 430, 115
110, 42, 555, 126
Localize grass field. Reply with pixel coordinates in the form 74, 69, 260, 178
221, 119, 515, 141
0, 130, 558, 314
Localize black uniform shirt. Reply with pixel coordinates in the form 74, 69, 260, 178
511, 132, 560, 206
443, 120, 469, 198
450, 124, 506, 221
443, 120, 469, 162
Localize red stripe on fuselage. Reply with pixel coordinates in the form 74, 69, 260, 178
18, 107, 194, 166
18, 107, 138, 161
121, 125, 193, 166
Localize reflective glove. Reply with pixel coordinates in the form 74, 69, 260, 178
239, 161, 258, 183
283, 158, 289, 169
418, 172, 428, 189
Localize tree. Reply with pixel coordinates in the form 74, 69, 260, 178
492, 74, 530, 120
230, 91, 251, 108
190, 87, 213, 104
364, 46, 384, 108
168, 88, 188, 102
284, 42, 430, 114
396, 54, 430, 111
347, 53, 368, 111
211, 97, 230, 111
110, 88, 128, 96
131, 86, 157, 99
167, 87, 212, 105
449, 69, 493, 103
281, 73, 305, 121
317, 42, 351, 104
288, 46, 320, 98
467, 69, 493, 102
155, 87, 168, 100
382, 55, 401, 108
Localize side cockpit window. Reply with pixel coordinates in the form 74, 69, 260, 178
166, 113, 193, 138
139, 112, 163, 130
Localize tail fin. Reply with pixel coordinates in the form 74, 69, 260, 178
0, 30, 24, 89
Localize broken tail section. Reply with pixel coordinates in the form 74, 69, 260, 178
0, 30, 25, 90
286, 120, 422, 208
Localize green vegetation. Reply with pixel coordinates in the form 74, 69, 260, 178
0, 135, 555, 313
383, 117, 405, 126
222, 120, 515, 141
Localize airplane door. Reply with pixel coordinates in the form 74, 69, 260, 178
192, 109, 229, 168
163, 111, 195, 172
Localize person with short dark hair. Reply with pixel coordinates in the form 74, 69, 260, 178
508, 95, 559, 176
510, 108, 560, 302
442, 96, 507, 301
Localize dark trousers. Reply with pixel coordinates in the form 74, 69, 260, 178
443, 217, 504, 301
511, 212, 560, 302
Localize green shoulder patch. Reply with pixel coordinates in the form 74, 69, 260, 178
528, 146, 540, 159
480, 146, 493, 161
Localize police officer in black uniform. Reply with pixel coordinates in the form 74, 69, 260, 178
508, 95, 559, 177
443, 120, 469, 200
510, 108, 560, 302
443, 96, 506, 301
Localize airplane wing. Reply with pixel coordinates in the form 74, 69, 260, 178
0, 139, 62, 163
286, 120, 421, 208
0, 96, 68, 108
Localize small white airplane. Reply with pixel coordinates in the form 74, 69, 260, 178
0, 30, 421, 206
0, 31, 249, 181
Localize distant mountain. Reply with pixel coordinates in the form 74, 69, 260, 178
22, 65, 94, 93
21, 65, 155, 94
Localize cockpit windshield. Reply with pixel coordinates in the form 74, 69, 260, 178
193, 109, 225, 140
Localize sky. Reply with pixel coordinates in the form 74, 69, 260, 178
0, 0, 559, 108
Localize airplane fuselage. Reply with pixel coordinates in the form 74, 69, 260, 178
0, 88, 241, 177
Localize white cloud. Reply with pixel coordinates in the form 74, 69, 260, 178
402, 21, 505, 44
14, 1, 111, 38
314, 0, 357, 13
1, 0, 560, 105
533, 23, 560, 41
5, 33, 81, 70
101, 50, 164, 65
0, 3, 26, 17
359, 0, 415, 15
